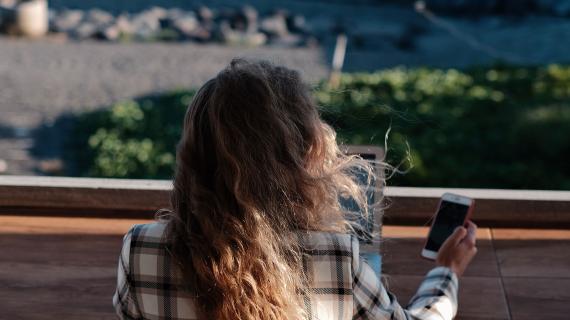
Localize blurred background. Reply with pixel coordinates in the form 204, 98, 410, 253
1, 0, 569, 189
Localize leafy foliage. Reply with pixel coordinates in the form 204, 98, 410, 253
66, 65, 570, 189
66, 91, 194, 178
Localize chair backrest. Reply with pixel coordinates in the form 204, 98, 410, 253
343, 145, 384, 275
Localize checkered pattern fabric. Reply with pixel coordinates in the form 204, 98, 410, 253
114, 222, 458, 320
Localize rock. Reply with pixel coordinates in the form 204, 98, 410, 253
143, 6, 168, 20
286, 13, 309, 34
217, 7, 243, 31
115, 14, 133, 34
100, 24, 120, 40
0, 159, 7, 173
188, 25, 213, 42
52, 9, 83, 32
38, 159, 63, 174
0, 0, 16, 8
260, 10, 289, 38
131, 8, 165, 40
242, 5, 258, 33
72, 21, 97, 39
197, 6, 214, 22
94, 14, 133, 41
160, 8, 183, 28
85, 8, 113, 27
219, 21, 266, 46
192, 6, 215, 42
15, 0, 48, 38
170, 12, 198, 37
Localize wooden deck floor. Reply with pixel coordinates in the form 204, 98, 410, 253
1, 216, 569, 319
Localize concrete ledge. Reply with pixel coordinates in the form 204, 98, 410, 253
1, 176, 569, 228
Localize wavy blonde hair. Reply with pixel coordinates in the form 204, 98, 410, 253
163, 59, 377, 319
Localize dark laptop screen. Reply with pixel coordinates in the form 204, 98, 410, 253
340, 150, 379, 245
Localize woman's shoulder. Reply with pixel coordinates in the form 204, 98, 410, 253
125, 221, 169, 245
298, 231, 359, 258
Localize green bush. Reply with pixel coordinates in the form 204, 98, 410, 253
66, 65, 570, 190
66, 91, 194, 178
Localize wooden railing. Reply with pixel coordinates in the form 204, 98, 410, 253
1, 176, 569, 228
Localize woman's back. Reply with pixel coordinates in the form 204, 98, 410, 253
114, 222, 458, 320
113, 59, 476, 319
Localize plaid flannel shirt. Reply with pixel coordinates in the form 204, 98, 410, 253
114, 222, 458, 320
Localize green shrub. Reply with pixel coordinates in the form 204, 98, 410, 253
67, 91, 193, 178
66, 65, 570, 190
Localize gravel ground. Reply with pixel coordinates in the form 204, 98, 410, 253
0, 38, 328, 174
0, 38, 327, 128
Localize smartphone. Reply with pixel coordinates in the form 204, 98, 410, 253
421, 193, 474, 260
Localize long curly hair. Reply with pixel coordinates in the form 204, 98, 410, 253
163, 59, 376, 319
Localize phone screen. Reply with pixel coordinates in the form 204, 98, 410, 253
425, 201, 470, 252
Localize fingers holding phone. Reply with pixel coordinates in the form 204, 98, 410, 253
420, 193, 478, 276
464, 220, 477, 247
436, 221, 478, 277
421, 193, 475, 260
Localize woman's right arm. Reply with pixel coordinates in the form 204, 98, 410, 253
352, 221, 478, 319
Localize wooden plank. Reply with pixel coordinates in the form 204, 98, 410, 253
492, 229, 570, 278
0, 215, 149, 235
503, 277, 570, 319
386, 275, 510, 320
381, 226, 500, 277
4, 216, 569, 319
0, 233, 124, 319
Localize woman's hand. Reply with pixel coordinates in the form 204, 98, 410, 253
436, 220, 478, 277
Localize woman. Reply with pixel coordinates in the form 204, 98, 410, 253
113, 59, 477, 320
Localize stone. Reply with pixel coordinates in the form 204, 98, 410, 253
115, 14, 133, 34
0, 159, 7, 173
197, 6, 214, 22
131, 9, 164, 40
160, 8, 183, 28
188, 25, 212, 42
287, 13, 308, 34
0, 0, 16, 8
145, 6, 168, 20
100, 24, 120, 40
242, 5, 258, 33
219, 20, 266, 46
38, 159, 63, 174
170, 12, 198, 37
15, 0, 48, 38
260, 10, 289, 37
85, 8, 113, 27
52, 10, 83, 32
71, 21, 97, 39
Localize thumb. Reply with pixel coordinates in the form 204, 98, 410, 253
448, 226, 468, 245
